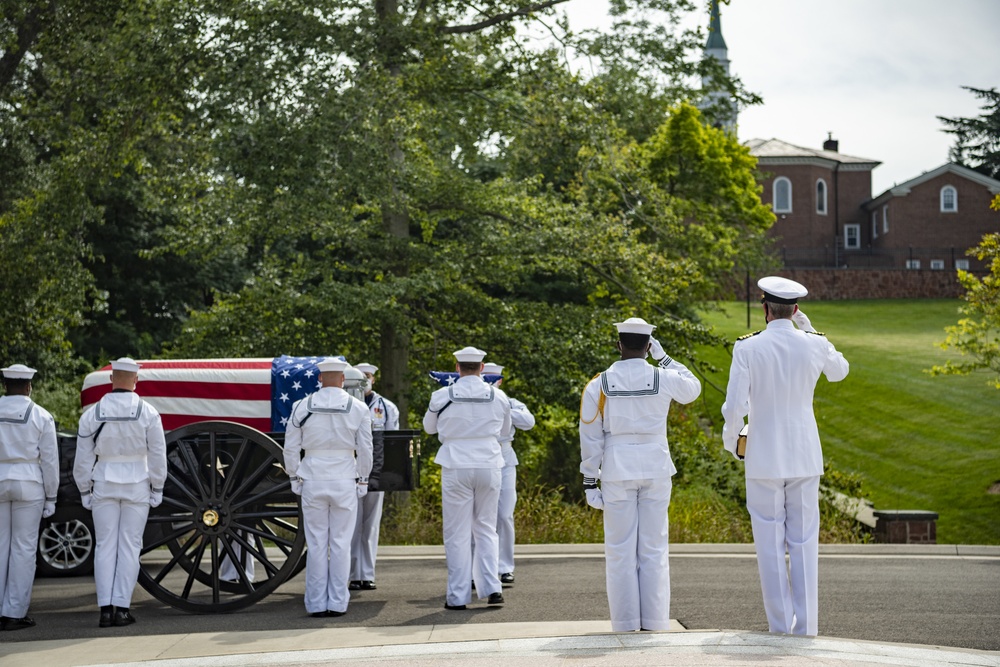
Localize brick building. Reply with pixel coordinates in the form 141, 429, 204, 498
747, 137, 1000, 272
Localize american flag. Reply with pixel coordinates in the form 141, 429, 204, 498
428, 371, 503, 387
80, 355, 343, 433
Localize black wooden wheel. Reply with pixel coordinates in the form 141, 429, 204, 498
138, 421, 305, 613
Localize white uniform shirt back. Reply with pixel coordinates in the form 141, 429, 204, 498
424, 375, 511, 469
0, 394, 59, 497
284, 386, 374, 481
75, 391, 167, 490
722, 318, 849, 479
580, 358, 701, 482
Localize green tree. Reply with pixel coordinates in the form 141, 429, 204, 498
930, 232, 1000, 388
938, 86, 1000, 179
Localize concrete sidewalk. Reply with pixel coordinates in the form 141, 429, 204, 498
3, 621, 998, 667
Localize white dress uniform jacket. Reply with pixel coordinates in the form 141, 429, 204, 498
284, 386, 373, 615
721, 318, 850, 480
579, 357, 701, 632
350, 391, 399, 583
75, 390, 167, 608
423, 375, 511, 606
0, 395, 59, 618
720, 317, 849, 636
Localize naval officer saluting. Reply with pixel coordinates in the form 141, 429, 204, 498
721, 276, 849, 636
284, 357, 373, 618
423, 346, 511, 610
579, 318, 701, 632
0, 364, 59, 631
75, 357, 167, 628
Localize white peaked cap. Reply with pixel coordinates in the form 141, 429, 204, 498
614, 317, 656, 335
355, 363, 378, 374
483, 362, 504, 375
316, 357, 349, 373
758, 276, 808, 303
1, 364, 36, 380
111, 357, 141, 373
453, 346, 487, 363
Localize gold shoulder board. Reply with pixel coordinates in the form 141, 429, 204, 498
806, 331, 827, 336
736, 330, 762, 342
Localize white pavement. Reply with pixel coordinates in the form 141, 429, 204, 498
3, 621, 999, 667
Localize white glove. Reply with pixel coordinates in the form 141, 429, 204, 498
357, 483, 368, 499
648, 336, 666, 362
42, 501, 56, 518
149, 490, 163, 508
585, 488, 604, 510
791, 309, 814, 332
290, 476, 303, 495
81, 492, 93, 510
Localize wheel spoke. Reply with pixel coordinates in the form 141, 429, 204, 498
218, 534, 256, 592
230, 481, 291, 511
142, 523, 196, 554
176, 439, 210, 502
234, 507, 300, 520
153, 531, 201, 584
226, 454, 278, 506
210, 537, 221, 604
230, 521, 297, 550
181, 535, 209, 600
227, 523, 279, 577
220, 437, 251, 499
209, 431, 219, 499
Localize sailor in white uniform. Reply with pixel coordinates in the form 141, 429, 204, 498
722, 276, 849, 636
0, 364, 58, 632
482, 362, 534, 585
579, 318, 701, 632
75, 357, 167, 628
349, 362, 399, 591
284, 358, 373, 617
423, 347, 511, 610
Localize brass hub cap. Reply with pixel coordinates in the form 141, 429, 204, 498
202, 509, 220, 527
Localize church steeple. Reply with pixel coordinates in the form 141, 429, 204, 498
701, 0, 737, 132
706, 0, 728, 51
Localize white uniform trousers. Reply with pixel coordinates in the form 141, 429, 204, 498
602, 477, 673, 632
441, 467, 501, 606
745, 475, 820, 636
0, 480, 44, 618
350, 490, 383, 582
92, 480, 150, 608
218, 532, 256, 583
302, 479, 357, 614
497, 464, 517, 574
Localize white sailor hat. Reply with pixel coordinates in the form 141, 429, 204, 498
613, 317, 656, 335
1, 364, 37, 380
110, 357, 141, 373
316, 357, 349, 373
453, 346, 487, 363
355, 363, 378, 375
483, 362, 504, 375
758, 276, 808, 304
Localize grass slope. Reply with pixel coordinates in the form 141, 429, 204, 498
694, 299, 1000, 545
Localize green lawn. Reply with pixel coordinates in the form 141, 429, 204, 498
693, 299, 1000, 545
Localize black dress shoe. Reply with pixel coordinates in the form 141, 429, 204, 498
0, 616, 9, 631
348, 580, 362, 590
328, 610, 346, 617
500, 572, 514, 584
360, 580, 377, 590
99, 610, 113, 628
113, 609, 136, 626
4, 616, 35, 631
444, 603, 467, 610
487, 592, 504, 605
310, 611, 329, 618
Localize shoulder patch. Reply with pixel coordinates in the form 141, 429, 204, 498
736, 330, 762, 342
806, 330, 827, 336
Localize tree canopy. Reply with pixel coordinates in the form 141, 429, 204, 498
2, 1, 772, 482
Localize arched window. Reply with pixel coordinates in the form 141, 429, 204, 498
773, 177, 792, 213
816, 179, 827, 215
940, 185, 957, 212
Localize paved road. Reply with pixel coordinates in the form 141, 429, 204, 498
8, 545, 1000, 652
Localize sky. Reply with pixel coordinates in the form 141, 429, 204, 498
553, 0, 1000, 196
